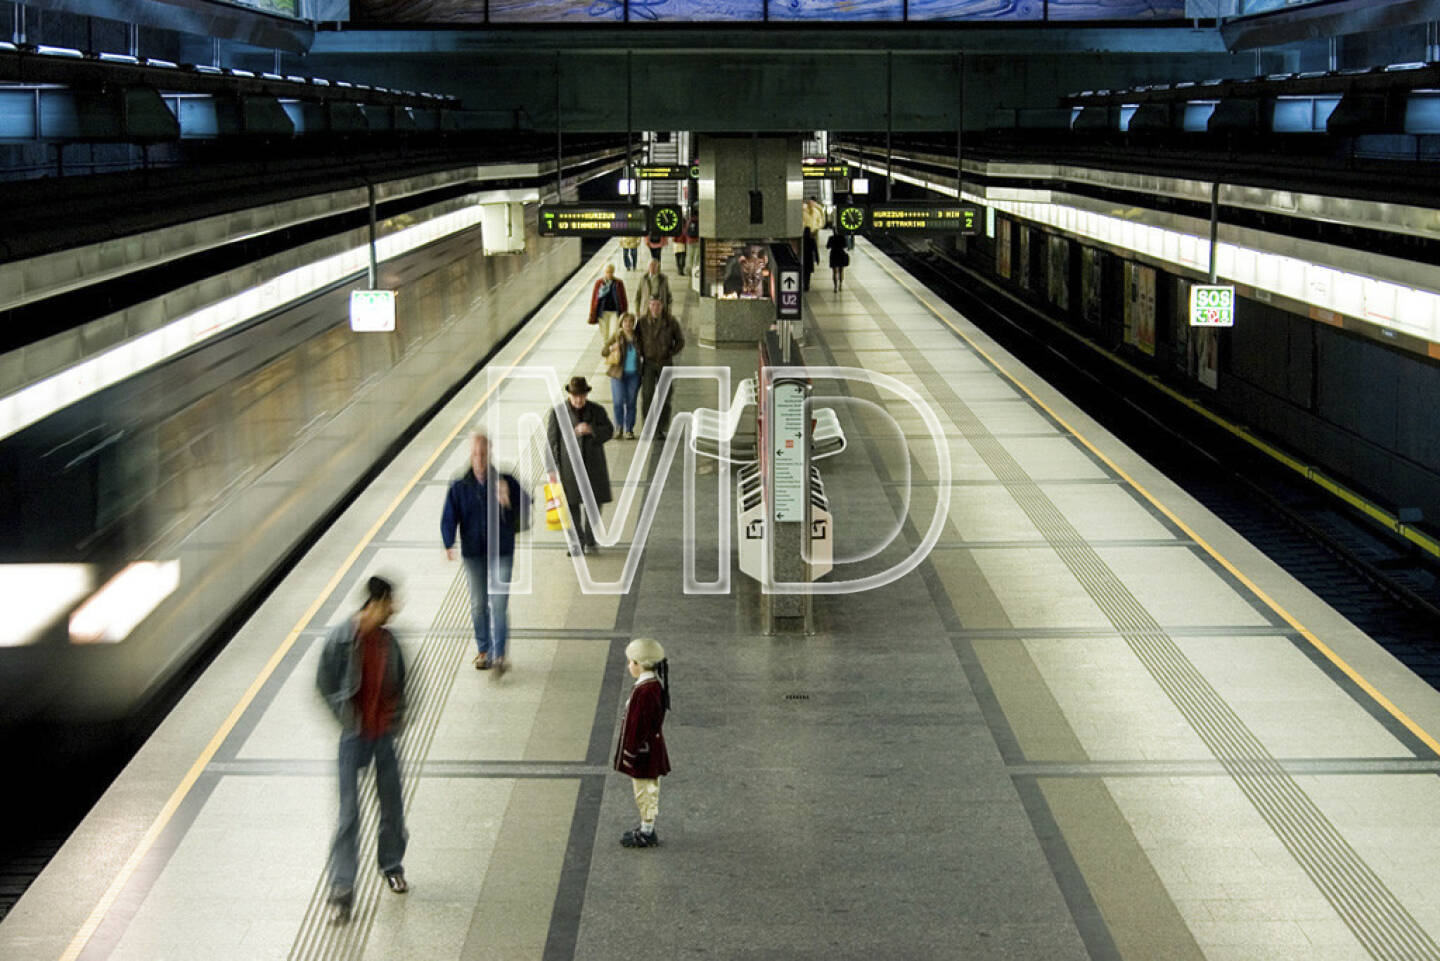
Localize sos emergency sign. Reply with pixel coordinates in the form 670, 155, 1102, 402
1189, 284, 1236, 327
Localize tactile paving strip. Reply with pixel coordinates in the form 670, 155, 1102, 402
942, 350, 1440, 961
287, 570, 472, 961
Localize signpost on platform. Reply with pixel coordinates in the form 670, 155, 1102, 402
350, 289, 396, 332
1189, 284, 1236, 327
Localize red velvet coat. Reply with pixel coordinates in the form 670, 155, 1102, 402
588, 278, 628, 326
613, 677, 670, 779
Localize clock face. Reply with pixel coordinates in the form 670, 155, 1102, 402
653, 206, 680, 234
839, 206, 865, 232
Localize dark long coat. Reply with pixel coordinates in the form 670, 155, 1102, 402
547, 399, 615, 507
613, 677, 670, 779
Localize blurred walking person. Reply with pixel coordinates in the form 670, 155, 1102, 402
442, 432, 526, 675
317, 575, 409, 924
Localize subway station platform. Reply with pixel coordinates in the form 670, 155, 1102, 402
6, 238, 1440, 961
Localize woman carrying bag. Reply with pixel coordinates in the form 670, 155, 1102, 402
603, 312, 642, 440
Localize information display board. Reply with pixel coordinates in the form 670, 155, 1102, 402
833, 203, 983, 234
1189, 284, 1236, 327
802, 162, 855, 180
634, 164, 699, 180
772, 382, 807, 522
350, 290, 396, 332
538, 204, 648, 237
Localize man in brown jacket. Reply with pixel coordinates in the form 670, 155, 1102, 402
636, 297, 685, 439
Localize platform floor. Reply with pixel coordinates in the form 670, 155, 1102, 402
6, 239, 1440, 961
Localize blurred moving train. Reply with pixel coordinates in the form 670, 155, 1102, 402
0, 200, 580, 724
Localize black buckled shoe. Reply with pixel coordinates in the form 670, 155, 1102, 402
620, 827, 659, 848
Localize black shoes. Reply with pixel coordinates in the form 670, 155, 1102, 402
620, 827, 659, 848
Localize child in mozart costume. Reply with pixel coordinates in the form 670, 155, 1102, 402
613, 637, 671, 848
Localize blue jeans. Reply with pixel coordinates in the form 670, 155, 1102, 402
622, 246, 638, 270
331, 731, 406, 898
463, 553, 513, 660
611, 371, 640, 433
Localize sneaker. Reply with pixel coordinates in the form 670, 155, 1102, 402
385, 871, 408, 894
626, 431, 635, 440
492, 658, 507, 679
474, 654, 490, 670
620, 827, 659, 848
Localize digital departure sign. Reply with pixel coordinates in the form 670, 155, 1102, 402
634, 164, 699, 180
538, 205, 649, 237
868, 203, 983, 234
802, 162, 854, 180
834, 203, 984, 234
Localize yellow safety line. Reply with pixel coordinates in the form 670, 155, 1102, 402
869, 252, 1440, 758
58, 263, 590, 961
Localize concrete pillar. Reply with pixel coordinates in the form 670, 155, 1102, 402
694, 134, 804, 349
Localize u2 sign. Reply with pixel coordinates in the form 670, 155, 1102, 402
1190, 284, 1236, 327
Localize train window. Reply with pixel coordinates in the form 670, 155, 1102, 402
304, 325, 359, 422
156, 392, 228, 530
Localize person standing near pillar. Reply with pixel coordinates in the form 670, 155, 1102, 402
614, 637, 671, 848
637, 257, 672, 313
636, 296, 685, 439
317, 575, 409, 924
442, 432, 526, 676
588, 263, 628, 344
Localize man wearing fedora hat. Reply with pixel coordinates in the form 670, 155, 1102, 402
546, 376, 615, 554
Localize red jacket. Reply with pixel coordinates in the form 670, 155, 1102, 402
614, 677, 670, 778
589, 277, 628, 325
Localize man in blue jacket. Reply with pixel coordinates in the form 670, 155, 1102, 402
441, 432, 527, 676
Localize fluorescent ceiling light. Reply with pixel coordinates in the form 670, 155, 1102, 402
2, 564, 93, 647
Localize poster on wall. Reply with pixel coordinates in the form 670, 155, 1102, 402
996, 218, 1012, 279
1047, 234, 1070, 310
1123, 262, 1156, 356
1017, 226, 1031, 291
1172, 277, 1192, 377
1081, 247, 1102, 327
1192, 328, 1219, 389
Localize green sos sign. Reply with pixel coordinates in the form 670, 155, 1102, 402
1189, 284, 1235, 327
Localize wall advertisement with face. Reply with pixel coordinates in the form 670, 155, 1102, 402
1123, 261, 1156, 356
705, 241, 773, 300
1047, 234, 1070, 311
1172, 276, 1192, 377
996, 217, 1012, 279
